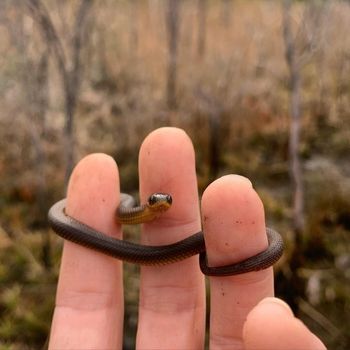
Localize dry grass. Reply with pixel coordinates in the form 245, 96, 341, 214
0, 1, 349, 349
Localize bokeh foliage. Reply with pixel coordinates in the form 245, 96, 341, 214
0, 0, 349, 349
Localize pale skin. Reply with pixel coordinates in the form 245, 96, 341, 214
49, 127, 326, 350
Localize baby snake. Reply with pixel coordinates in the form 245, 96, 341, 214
48, 193, 284, 276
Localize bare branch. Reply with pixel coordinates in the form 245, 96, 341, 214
24, 0, 68, 85
282, 0, 305, 235
70, 0, 93, 96
166, 0, 180, 110
24, 0, 94, 184
197, 0, 207, 58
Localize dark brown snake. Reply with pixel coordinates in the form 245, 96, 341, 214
48, 193, 284, 276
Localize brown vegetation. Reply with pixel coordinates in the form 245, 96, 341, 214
0, 1, 349, 348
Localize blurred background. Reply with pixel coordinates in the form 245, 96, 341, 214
0, 0, 349, 349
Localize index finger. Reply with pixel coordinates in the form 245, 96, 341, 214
49, 154, 124, 349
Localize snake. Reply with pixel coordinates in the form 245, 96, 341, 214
48, 193, 284, 276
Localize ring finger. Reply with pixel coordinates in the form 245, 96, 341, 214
202, 175, 275, 349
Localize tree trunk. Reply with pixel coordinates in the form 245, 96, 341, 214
208, 111, 220, 181
281, 0, 306, 312
128, 0, 138, 58
64, 0, 93, 183
195, 88, 222, 181
63, 86, 76, 185
197, 0, 207, 59
282, 0, 305, 237
25, 0, 93, 186
34, 52, 51, 269
166, 0, 180, 110
221, 0, 232, 27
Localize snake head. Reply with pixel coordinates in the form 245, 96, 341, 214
147, 193, 172, 212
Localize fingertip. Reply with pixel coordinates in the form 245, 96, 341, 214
139, 127, 195, 174
139, 127, 193, 152
202, 174, 260, 220
245, 298, 294, 330
66, 153, 120, 225
243, 298, 327, 350
69, 152, 118, 173
67, 153, 119, 198
141, 127, 191, 147
257, 297, 294, 316
201, 174, 266, 267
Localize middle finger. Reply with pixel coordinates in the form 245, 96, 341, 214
136, 127, 206, 349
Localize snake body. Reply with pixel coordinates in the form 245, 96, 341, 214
48, 193, 284, 275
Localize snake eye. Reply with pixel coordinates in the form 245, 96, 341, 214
148, 194, 158, 205
166, 195, 172, 205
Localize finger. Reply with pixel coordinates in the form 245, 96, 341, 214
243, 297, 326, 350
49, 154, 123, 350
136, 127, 205, 349
202, 175, 275, 349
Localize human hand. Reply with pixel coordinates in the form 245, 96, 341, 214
48, 127, 326, 349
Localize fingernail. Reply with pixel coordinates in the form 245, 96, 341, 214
258, 297, 294, 316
